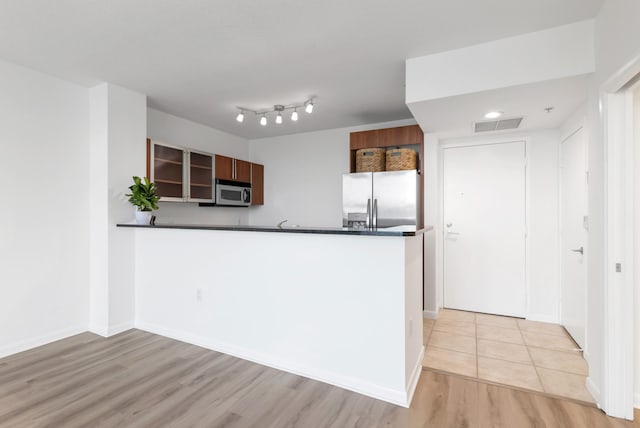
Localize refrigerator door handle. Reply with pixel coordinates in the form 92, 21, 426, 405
366, 199, 372, 228
372, 199, 378, 229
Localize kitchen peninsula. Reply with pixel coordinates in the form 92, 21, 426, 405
119, 223, 426, 407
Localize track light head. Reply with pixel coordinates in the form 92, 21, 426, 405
260, 115, 267, 126
305, 101, 314, 114
291, 109, 298, 121
236, 112, 244, 123
274, 105, 284, 124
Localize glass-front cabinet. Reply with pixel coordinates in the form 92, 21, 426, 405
148, 140, 214, 202
188, 150, 213, 201
151, 142, 186, 201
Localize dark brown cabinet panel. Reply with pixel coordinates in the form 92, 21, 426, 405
189, 151, 213, 201
215, 155, 252, 183
214, 155, 234, 181
251, 163, 264, 206
350, 125, 423, 150
235, 160, 252, 183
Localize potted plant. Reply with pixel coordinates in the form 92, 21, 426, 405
126, 176, 160, 224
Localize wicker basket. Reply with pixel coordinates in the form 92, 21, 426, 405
356, 148, 386, 172
386, 148, 418, 171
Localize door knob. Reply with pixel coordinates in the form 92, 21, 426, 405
571, 247, 584, 255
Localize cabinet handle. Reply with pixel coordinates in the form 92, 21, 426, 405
233, 159, 236, 179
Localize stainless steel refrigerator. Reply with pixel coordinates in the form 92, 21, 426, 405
342, 170, 420, 228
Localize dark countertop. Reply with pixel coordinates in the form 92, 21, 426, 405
117, 223, 430, 237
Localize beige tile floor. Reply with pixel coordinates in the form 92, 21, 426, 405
423, 308, 595, 404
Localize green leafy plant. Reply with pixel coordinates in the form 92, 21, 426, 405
126, 176, 160, 212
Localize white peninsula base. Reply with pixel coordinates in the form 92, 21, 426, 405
132, 226, 424, 407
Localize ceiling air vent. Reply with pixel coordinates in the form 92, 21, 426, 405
474, 117, 523, 133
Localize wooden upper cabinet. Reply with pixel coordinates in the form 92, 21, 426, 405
215, 155, 251, 183
251, 163, 264, 206
235, 159, 251, 183
214, 155, 234, 181
350, 125, 423, 150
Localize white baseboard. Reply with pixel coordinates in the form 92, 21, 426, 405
586, 376, 601, 407
88, 325, 109, 337
423, 310, 438, 319
525, 313, 559, 324
405, 346, 425, 407
89, 321, 134, 337
635, 392, 640, 410
0, 326, 86, 359
108, 321, 134, 336
136, 321, 411, 407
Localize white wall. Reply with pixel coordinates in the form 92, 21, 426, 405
147, 108, 250, 225
406, 20, 594, 103
89, 83, 147, 336
0, 60, 90, 357
423, 134, 440, 316
634, 84, 640, 409
584, 0, 640, 406
438, 130, 560, 322
247, 119, 417, 227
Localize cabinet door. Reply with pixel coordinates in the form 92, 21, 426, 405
188, 151, 213, 201
152, 143, 185, 201
251, 163, 264, 205
215, 155, 233, 181
235, 159, 252, 183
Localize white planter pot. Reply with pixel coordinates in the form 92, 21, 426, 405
135, 211, 153, 225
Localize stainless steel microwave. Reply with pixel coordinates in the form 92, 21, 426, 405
215, 179, 251, 206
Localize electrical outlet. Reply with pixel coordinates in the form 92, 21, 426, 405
196, 288, 203, 302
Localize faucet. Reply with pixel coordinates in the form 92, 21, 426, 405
277, 219, 288, 229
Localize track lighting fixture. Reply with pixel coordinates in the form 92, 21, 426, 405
235, 97, 315, 127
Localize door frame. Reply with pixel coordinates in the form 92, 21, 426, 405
600, 54, 639, 419
439, 138, 530, 319
558, 120, 588, 350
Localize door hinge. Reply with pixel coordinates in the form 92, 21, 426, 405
616, 263, 622, 273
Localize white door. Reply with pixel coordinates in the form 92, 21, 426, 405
443, 141, 526, 317
560, 127, 587, 349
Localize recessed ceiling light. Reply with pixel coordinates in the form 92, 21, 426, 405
484, 111, 502, 119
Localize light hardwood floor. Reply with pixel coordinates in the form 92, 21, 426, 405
0, 329, 638, 428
